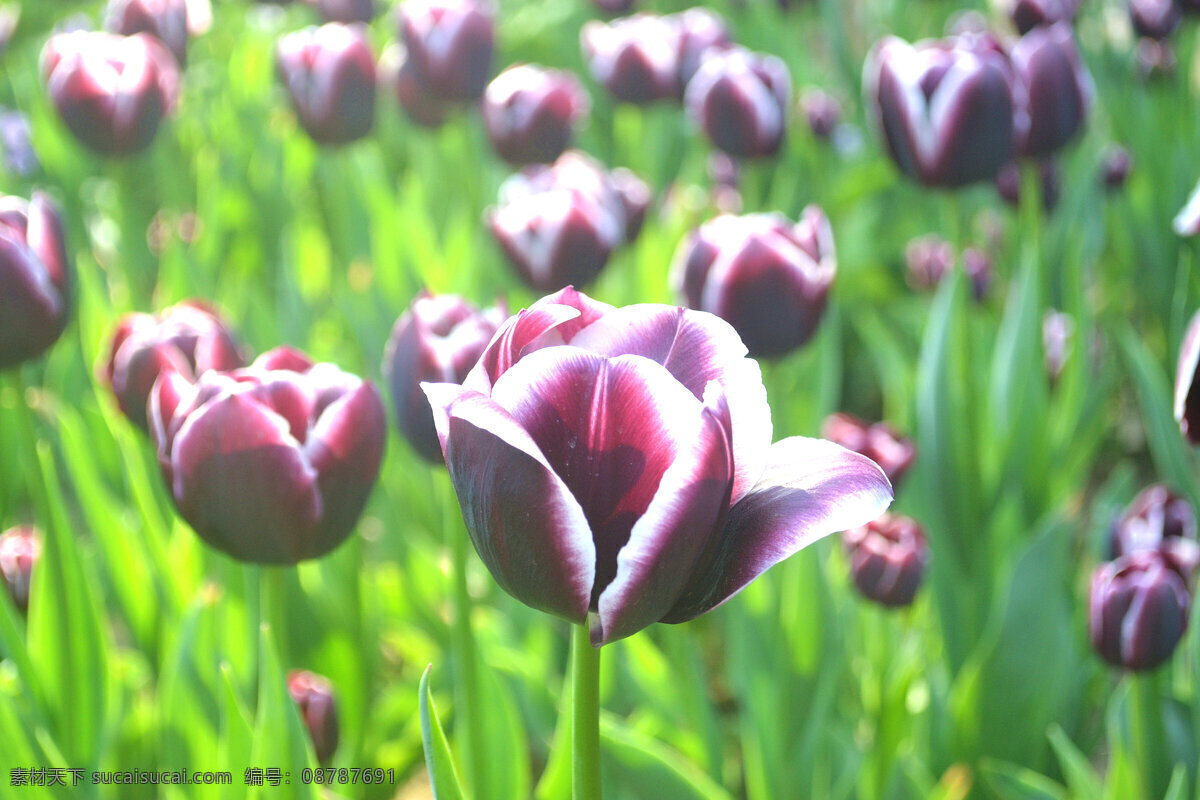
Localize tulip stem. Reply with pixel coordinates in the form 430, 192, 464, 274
260, 566, 289, 664
571, 623, 602, 800
1129, 671, 1167, 800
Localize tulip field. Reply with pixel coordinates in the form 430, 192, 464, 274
7, 0, 1200, 797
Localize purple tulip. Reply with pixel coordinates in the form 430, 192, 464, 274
103, 301, 246, 432
1174, 309, 1200, 441
821, 412, 916, 489
1101, 145, 1132, 190
1110, 486, 1200, 577
0, 192, 72, 371
800, 87, 841, 141
1008, 0, 1077, 34
277, 23, 376, 145
843, 514, 929, 607
1042, 309, 1072, 381
105, 0, 188, 67
381, 43, 447, 128
1130, 0, 1182, 39
1011, 23, 1091, 157
422, 287, 893, 645
671, 208, 834, 358
674, 8, 731, 91
483, 65, 590, 166
905, 234, 955, 291
685, 47, 791, 159
1089, 549, 1191, 671
581, 14, 683, 104
287, 671, 339, 764
149, 347, 387, 564
865, 33, 1016, 188
398, 0, 494, 103
962, 247, 993, 302
0, 526, 40, 614
307, 0, 376, 23
383, 292, 507, 463
42, 31, 180, 156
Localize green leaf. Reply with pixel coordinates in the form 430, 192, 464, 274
978, 758, 1066, 800
1047, 725, 1103, 799
421, 664, 467, 800
600, 715, 735, 800
248, 624, 321, 800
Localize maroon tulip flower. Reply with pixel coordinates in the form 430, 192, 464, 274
1008, 0, 1077, 34
581, 14, 683, 104
1089, 549, 1191, 671
1101, 145, 1132, 190
277, 23, 376, 146
103, 301, 246, 432
843, 514, 928, 607
483, 65, 590, 166
1011, 23, 1091, 158
821, 412, 916, 488
380, 43, 447, 128
383, 293, 506, 463
685, 47, 790, 160
41, 31, 180, 156
1110, 485, 1200, 576
105, 0, 188, 67
0, 192, 72, 371
308, 0, 376, 23
1174, 309, 1200, 442
149, 347, 386, 564
423, 287, 893, 645
962, 247, 993, 302
672, 208, 835, 358
1130, 0, 1182, 39
800, 87, 841, 141
0, 526, 40, 614
674, 8, 731, 91
398, 0, 494, 103
287, 671, 339, 764
905, 234, 955, 291
1042, 309, 1073, 382
865, 33, 1016, 188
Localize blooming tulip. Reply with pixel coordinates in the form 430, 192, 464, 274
581, 14, 682, 104
1174, 309, 1200, 442
1130, 0, 1182, 40
1011, 23, 1091, 157
287, 671, 339, 763
1089, 549, 1191, 671
105, 0, 188, 67
277, 23, 376, 145
864, 33, 1016, 188
42, 31, 180, 156
0, 526, 39, 614
103, 300, 246, 432
1109, 485, 1199, 576
674, 8, 730, 91
383, 293, 506, 463
423, 287, 893, 645
843, 514, 928, 607
821, 412, 916, 488
671, 208, 834, 358
482, 65, 590, 165
149, 347, 386, 564
0, 192, 72, 370
398, 0, 493, 102
962, 247, 993, 302
685, 47, 790, 159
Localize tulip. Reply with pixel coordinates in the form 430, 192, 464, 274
1101, 145, 1132, 190
685, 47, 790, 160
1130, 0, 1182, 40
383, 292, 506, 463
864, 33, 1016, 188
1008, 0, 1077, 34
905, 235, 955, 291
1110, 486, 1199, 577
277, 23, 376, 146
482, 65, 590, 166
962, 247, 993, 302
287, 671, 339, 763
1042, 309, 1072, 381
149, 347, 386, 564
398, 0, 493, 103
995, 159, 1061, 212
105, 0, 188, 67
380, 43, 447, 128
103, 301, 246, 432
308, 0, 376, 23
1174, 309, 1200, 441
843, 514, 928, 607
591, 0, 636, 14
1011, 23, 1091, 157
41, 31, 180, 156
674, 8, 730, 91
800, 87, 840, 141
0, 526, 39, 614
0, 192, 72, 371
422, 287, 893, 645
671, 208, 834, 358
1089, 549, 1191, 671
581, 14, 682, 104
821, 412, 916, 488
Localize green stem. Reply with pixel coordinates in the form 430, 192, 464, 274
260, 566, 289, 666
1129, 671, 1167, 800
571, 623, 602, 800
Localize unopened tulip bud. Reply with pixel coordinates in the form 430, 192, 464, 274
1008, 0, 1077, 34
821, 412, 916, 488
581, 14, 682, 104
105, 0, 188, 67
800, 87, 840, 140
685, 47, 790, 159
42, 31, 180, 156
995, 159, 1061, 212
1130, 0, 1182, 39
1089, 550, 1191, 671
383, 293, 506, 462
483, 65, 589, 165
1102, 146, 1132, 190
905, 235, 955, 291
287, 671, 339, 764
843, 514, 928, 607
0, 526, 39, 614
277, 23, 376, 145
398, 0, 493, 102
0, 192, 72, 370
1011, 23, 1091, 157
962, 247, 993, 302
1042, 309, 1072, 381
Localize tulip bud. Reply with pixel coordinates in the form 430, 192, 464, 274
308, 0, 376, 23
1101, 145, 1132, 190
105, 0, 188, 67
843, 514, 929, 607
398, 0, 494, 102
581, 14, 682, 104
1011, 24, 1091, 157
0, 526, 39, 614
1130, 0, 1182, 40
1008, 0, 1077, 34
1089, 550, 1191, 671
0, 192, 72, 371
380, 43, 447, 128
483, 65, 590, 166
591, 0, 636, 14
277, 23, 376, 146
821, 412, 916, 488
865, 33, 1016, 188
995, 159, 1061, 212
905, 235, 954, 291
287, 671, 339, 764
674, 8, 730, 91
1110, 485, 1200, 578
149, 347, 386, 564
685, 47, 790, 159
42, 31, 180, 156
103, 301, 246, 432
1174, 309, 1200, 442
962, 247, 993, 302
800, 87, 840, 141
1042, 309, 1072, 381
1137, 37, 1176, 79
672, 208, 834, 357
383, 293, 506, 463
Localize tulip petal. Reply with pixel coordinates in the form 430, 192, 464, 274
663, 436, 893, 622
427, 384, 596, 623
568, 304, 772, 503
464, 302, 581, 393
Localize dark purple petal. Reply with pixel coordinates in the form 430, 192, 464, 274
464, 302, 582, 394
